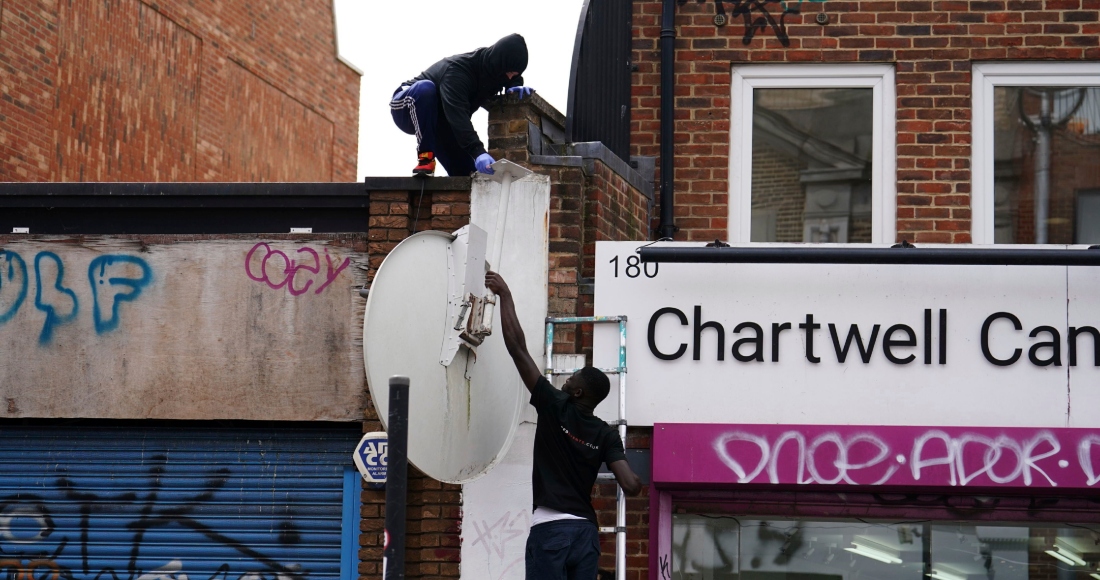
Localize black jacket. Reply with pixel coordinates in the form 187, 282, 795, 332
406, 34, 528, 159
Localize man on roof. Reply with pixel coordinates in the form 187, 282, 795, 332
390, 34, 534, 177
485, 270, 642, 580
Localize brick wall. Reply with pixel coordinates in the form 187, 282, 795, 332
0, 0, 359, 182
593, 427, 653, 580
631, 0, 1100, 243
360, 402, 463, 579
488, 94, 653, 580
361, 179, 472, 580
487, 93, 652, 356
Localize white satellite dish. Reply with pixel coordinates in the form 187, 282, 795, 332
363, 160, 534, 483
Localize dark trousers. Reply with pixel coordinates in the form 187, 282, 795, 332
525, 520, 600, 580
390, 80, 476, 176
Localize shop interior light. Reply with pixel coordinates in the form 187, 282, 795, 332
1045, 546, 1087, 567
928, 569, 966, 580
1089, 573, 1100, 580
844, 541, 903, 564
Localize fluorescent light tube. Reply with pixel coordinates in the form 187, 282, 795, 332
844, 544, 902, 564
1088, 574, 1100, 580
928, 570, 966, 580
1051, 545, 1086, 567
1046, 549, 1085, 567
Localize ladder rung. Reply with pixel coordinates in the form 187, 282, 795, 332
596, 472, 615, 480
546, 315, 627, 324
599, 526, 627, 534
547, 367, 624, 375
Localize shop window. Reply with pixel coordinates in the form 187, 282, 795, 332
672, 515, 1099, 580
972, 63, 1100, 244
730, 65, 896, 244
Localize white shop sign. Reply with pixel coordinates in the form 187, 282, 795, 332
592, 242, 1100, 428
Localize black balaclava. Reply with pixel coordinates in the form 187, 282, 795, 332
482, 33, 528, 82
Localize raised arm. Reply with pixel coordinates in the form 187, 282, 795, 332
485, 271, 542, 392
608, 460, 642, 496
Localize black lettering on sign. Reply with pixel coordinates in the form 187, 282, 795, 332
981, 312, 1022, 366
883, 324, 917, 365
733, 322, 764, 362
1069, 326, 1100, 367
609, 254, 659, 279
829, 323, 880, 364
649, 307, 688, 360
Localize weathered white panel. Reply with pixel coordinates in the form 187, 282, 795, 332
460, 173, 551, 579
0, 237, 367, 421
470, 172, 552, 404
594, 241, 1100, 428
460, 422, 534, 580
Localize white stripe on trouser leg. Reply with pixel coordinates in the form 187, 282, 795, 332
406, 97, 423, 145
390, 96, 424, 147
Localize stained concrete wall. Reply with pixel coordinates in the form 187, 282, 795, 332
0, 237, 367, 421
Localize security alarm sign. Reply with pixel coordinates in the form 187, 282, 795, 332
353, 432, 388, 488
592, 242, 1100, 428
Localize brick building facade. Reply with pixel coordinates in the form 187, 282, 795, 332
631, 0, 1100, 245
0, 0, 359, 182
617, 3, 1099, 580
6, 1, 1099, 579
361, 3, 1100, 577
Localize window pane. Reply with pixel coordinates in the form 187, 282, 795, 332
751, 88, 873, 243
671, 516, 1098, 580
993, 86, 1100, 244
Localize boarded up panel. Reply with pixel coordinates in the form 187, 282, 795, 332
0, 238, 367, 421
223, 61, 334, 181
55, 0, 201, 181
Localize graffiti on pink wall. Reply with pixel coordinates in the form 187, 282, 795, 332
653, 423, 1100, 489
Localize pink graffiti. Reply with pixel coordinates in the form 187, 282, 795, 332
654, 423, 1100, 490
245, 243, 350, 296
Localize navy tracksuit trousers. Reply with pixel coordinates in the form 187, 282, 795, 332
390, 80, 477, 176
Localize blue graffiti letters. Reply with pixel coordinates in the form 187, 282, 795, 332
89, 255, 154, 334
0, 251, 29, 325
34, 252, 80, 344
0, 250, 153, 342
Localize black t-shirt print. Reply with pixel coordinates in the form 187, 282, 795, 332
529, 376, 626, 524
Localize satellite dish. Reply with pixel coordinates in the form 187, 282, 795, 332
363, 160, 534, 484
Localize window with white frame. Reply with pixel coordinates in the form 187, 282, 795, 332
729, 64, 896, 244
972, 63, 1100, 245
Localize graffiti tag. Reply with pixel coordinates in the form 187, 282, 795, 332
0, 458, 307, 580
0, 250, 153, 344
682, 0, 827, 46
711, 429, 1084, 487
244, 244, 350, 297
468, 511, 529, 580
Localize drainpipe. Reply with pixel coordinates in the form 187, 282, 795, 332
1034, 91, 1051, 245
658, 0, 677, 239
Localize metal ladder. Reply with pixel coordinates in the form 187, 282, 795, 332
544, 315, 628, 580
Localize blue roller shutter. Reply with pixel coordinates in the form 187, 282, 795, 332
0, 422, 361, 580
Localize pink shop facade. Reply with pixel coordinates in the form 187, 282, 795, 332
591, 241, 1100, 580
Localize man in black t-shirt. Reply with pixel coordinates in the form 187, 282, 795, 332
486, 271, 642, 580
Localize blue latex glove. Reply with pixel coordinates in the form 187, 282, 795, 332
475, 153, 495, 175
507, 86, 534, 98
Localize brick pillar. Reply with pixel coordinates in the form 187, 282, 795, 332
361, 178, 471, 580
487, 95, 657, 580
487, 94, 653, 357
